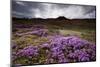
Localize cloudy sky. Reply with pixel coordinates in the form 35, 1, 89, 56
12, 1, 96, 19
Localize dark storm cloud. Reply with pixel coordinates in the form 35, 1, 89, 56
12, 1, 96, 19
12, 1, 45, 18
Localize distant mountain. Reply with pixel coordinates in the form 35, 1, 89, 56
56, 16, 68, 20
12, 16, 95, 20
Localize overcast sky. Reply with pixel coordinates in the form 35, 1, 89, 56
12, 1, 96, 19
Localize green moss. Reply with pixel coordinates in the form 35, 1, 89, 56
13, 57, 29, 65
32, 37, 49, 46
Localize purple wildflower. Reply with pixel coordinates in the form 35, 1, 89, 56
31, 29, 48, 36
13, 36, 96, 64
17, 45, 39, 57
